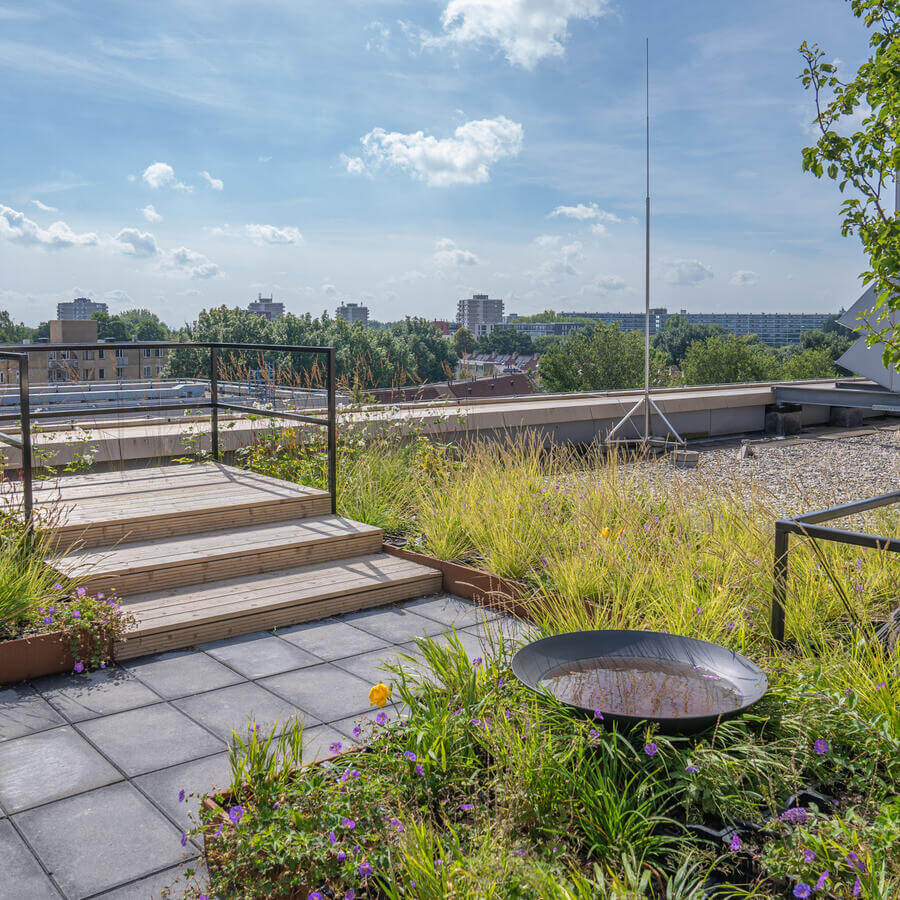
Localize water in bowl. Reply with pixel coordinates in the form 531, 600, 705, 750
539, 656, 743, 719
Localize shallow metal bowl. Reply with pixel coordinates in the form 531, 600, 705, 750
511, 629, 768, 734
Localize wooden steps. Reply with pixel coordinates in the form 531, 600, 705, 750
115, 554, 442, 659
50, 517, 384, 596
29, 463, 442, 659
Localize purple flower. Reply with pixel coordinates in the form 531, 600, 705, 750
345, 892, 355, 900
853, 879, 861, 896
588, 729, 599, 739
73, 662, 84, 674
350, 769, 360, 780
473, 657, 483, 666
376, 711, 388, 725
779, 807, 809, 825
415, 763, 424, 776
855, 583, 863, 592
353, 725, 362, 737
76, 587, 86, 597
512, 849, 526, 857
43, 617, 53, 626
53, 584, 62, 591
803, 850, 816, 863
178, 789, 185, 803
846, 852, 866, 873
815, 871, 829, 891
328, 831, 338, 844
643, 742, 658, 757
685, 764, 699, 774
793, 884, 811, 898
329, 741, 342, 753
594, 709, 604, 720
813, 739, 829, 755
725, 620, 737, 632
336, 850, 347, 862
180, 832, 188, 847
729, 833, 742, 852
845, 688, 853, 698
389, 817, 404, 831
358, 862, 373, 877
214, 824, 223, 838
342, 818, 356, 830
875, 681, 886, 690
403, 750, 417, 761
228, 805, 244, 826
71, 610, 81, 619
97, 592, 104, 599
460, 803, 474, 812
498, 677, 504, 687
309, 894, 323, 900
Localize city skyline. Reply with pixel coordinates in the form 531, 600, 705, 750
0, 1, 875, 325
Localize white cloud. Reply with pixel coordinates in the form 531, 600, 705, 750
346, 115, 523, 187
30, 199, 58, 212
433, 237, 479, 267
530, 240, 583, 281
434, 0, 608, 69
115, 227, 160, 258
0, 204, 98, 249
533, 234, 561, 248
141, 161, 192, 191
165, 247, 220, 279
258, 155, 272, 163
591, 223, 607, 236
729, 269, 760, 287
103, 289, 134, 305
200, 170, 224, 191
661, 258, 714, 287
579, 274, 626, 295
141, 204, 162, 223
550, 202, 620, 223
365, 20, 391, 52
245, 224, 302, 245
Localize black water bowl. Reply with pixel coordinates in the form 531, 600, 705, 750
511, 629, 768, 734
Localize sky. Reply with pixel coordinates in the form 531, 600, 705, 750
0, 0, 880, 327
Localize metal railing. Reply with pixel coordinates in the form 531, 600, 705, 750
0, 341, 338, 523
771, 491, 900, 642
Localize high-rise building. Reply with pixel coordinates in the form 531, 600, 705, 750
247, 295, 284, 321
456, 293, 504, 337
56, 297, 108, 321
336, 302, 369, 327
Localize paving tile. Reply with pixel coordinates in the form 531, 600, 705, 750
93, 857, 208, 899
301, 724, 350, 765
0, 683, 65, 743
331, 642, 424, 687
122, 649, 244, 699
200, 632, 321, 679
341, 605, 448, 643
0, 726, 121, 814
464, 615, 537, 650
14, 782, 187, 899
134, 752, 231, 832
400, 594, 500, 629
0, 819, 61, 899
33, 666, 161, 723
259, 663, 374, 723
276, 617, 388, 661
428, 628, 491, 661
78, 703, 223, 778
173, 681, 314, 743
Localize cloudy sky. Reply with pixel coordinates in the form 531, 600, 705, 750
0, 0, 878, 327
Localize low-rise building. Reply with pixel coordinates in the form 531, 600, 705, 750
0, 320, 169, 385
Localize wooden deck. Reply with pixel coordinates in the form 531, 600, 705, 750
12, 463, 441, 657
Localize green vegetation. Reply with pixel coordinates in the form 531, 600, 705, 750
217, 433, 900, 898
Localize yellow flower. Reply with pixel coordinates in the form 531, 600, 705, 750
369, 682, 392, 708
601, 527, 611, 538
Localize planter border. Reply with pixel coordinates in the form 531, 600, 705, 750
0, 630, 76, 683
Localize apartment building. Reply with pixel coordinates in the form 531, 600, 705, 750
247, 295, 285, 321
0, 320, 169, 385
335, 302, 369, 327
56, 297, 108, 320
456, 293, 504, 337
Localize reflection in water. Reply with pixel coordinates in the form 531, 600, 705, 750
540, 656, 743, 719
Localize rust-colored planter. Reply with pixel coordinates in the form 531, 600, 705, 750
0, 631, 76, 684
382, 543, 535, 622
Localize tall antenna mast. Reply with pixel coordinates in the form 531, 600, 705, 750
606, 39, 686, 451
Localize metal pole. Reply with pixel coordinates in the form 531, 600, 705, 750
327, 348, 337, 515
18, 356, 33, 525
643, 37, 651, 442
771, 523, 789, 643
209, 346, 219, 462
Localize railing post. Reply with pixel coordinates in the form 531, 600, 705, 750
327, 347, 337, 515
771, 522, 789, 644
18, 356, 33, 526
210, 345, 219, 462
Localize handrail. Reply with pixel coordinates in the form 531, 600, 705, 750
0, 342, 337, 523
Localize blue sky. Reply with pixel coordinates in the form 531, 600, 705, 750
0, 0, 876, 326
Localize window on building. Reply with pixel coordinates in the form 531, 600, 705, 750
98, 368, 105, 379
143, 348, 151, 358
143, 366, 152, 377
116, 367, 125, 379
115, 348, 124, 358
154, 348, 163, 357
83, 350, 94, 360
98, 349, 105, 359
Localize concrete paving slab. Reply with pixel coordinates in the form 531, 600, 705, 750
331, 643, 423, 687
300, 724, 350, 765
341, 605, 447, 643
276, 617, 389, 661
0, 683, 65, 743
0, 819, 61, 899
92, 857, 208, 899
78, 703, 223, 778
400, 594, 500, 629
122, 649, 244, 699
33, 666, 161, 723
0, 726, 121, 814
13, 782, 187, 899
200, 632, 321, 679
259, 663, 374, 722
173, 681, 314, 743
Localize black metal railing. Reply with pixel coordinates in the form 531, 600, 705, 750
771, 491, 900, 642
0, 341, 338, 523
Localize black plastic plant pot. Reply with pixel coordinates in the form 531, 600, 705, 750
511, 629, 768, 735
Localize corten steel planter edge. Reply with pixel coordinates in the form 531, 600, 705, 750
382, 543, 534, 621
0, 630, 76, 683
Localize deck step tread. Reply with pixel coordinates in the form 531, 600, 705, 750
50, 516, 382, 579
